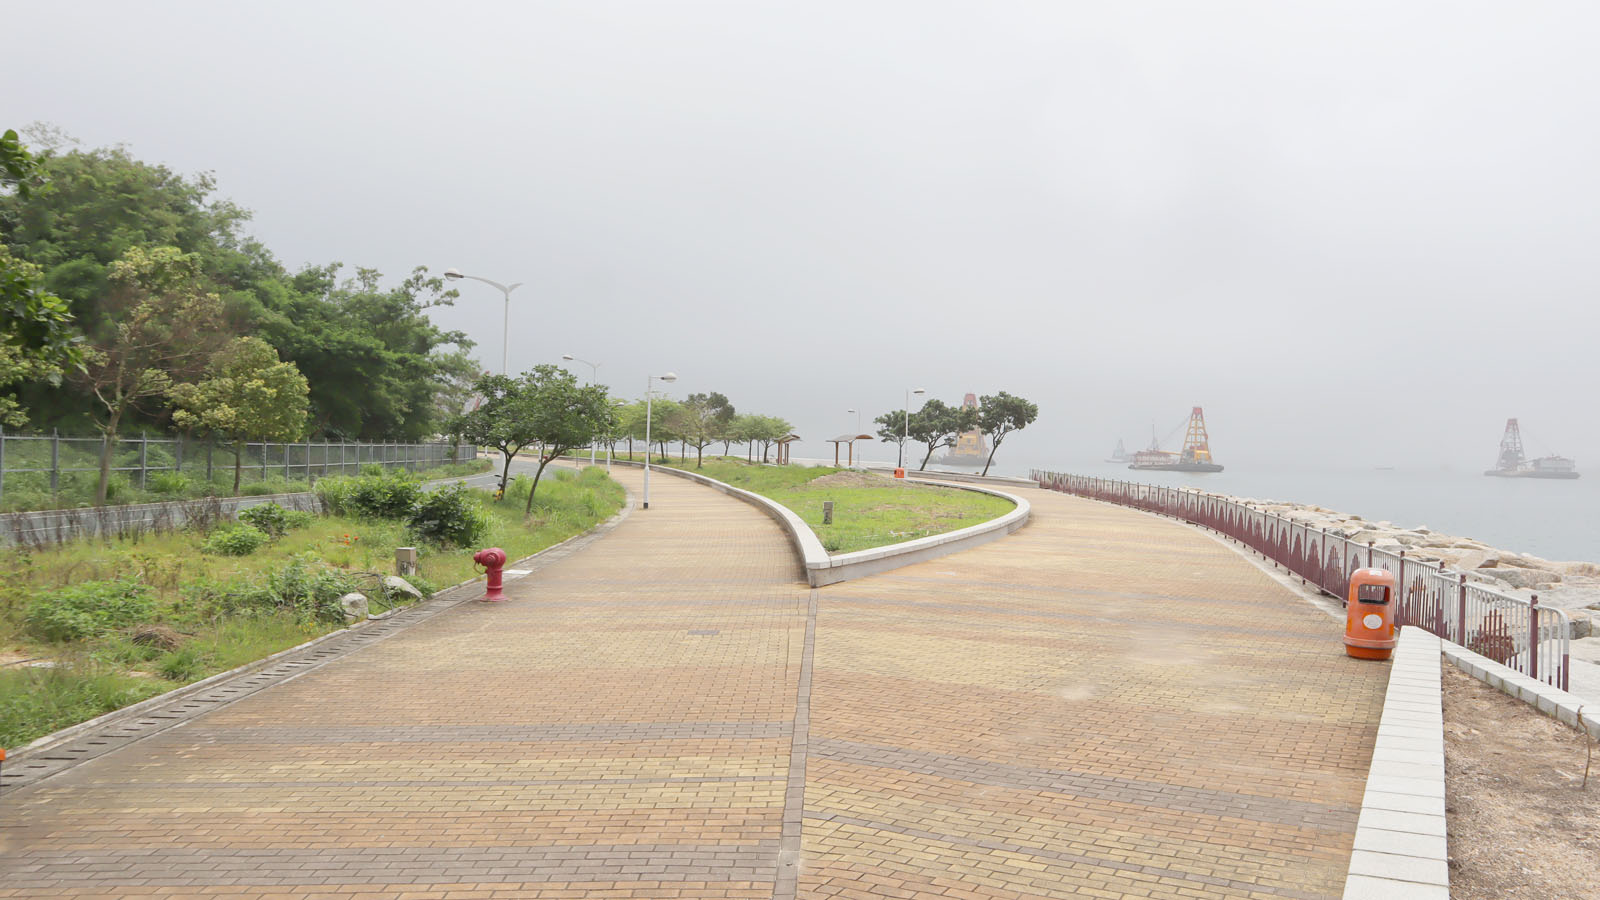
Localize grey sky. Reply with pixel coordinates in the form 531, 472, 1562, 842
9, 1, 1598, 472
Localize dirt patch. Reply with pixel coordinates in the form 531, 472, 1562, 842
1444, 663, 1600, 899
806, 470, 903, 489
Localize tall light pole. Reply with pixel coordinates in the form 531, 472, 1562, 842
847, 408, 862, 470
643, 372, 678, 509
901, 388, 925, 468
444, 269, 522, 376
563, 354, 602, 466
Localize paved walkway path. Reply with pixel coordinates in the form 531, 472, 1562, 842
0, 469, 1387, 899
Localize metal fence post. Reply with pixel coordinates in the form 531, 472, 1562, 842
1397, 550, 1407, 626
283, 441, 290, 480
1529, 594, 1539, 683
206, 441, 214, 481
1457, 573, 1468, 646
1366, 540, 1373, 568
138, 430, 149, 490
174, 433, 183, 477
52, 428, 62, 495
0, 423, 5, 502
306, 437, 313, 481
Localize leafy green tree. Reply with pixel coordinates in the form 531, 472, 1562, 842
874, 409, 911, 467
255, 264, 471, 440
907, 398, 980, 471
679, 392, 735, 468
1, 128, 45, 199
745, 414, 792, 463
977, 391, 1039, 476
0, 245, 80, 427
645, 398, 684, 463
452, 373, 539, 494
170, 337, 311, 494
77, 246, 225, 503
509, 365, 614, 513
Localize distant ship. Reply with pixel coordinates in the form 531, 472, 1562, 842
932, 392, 988, 466
1129, 407, 1224, 473
1483, 418, 1579, 479
1106, 439, 1130, 464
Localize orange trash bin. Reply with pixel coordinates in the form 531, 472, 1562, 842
893, 468, 906, 479
1344, 568, 1397, 660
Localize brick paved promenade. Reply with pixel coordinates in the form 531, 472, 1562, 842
0, 468, 1387, 899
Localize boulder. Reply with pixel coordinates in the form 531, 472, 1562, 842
383, 575, 425, 602
339, 592, 369, 623
1566, 612, 1593, 640
1492, 567, 1562, 590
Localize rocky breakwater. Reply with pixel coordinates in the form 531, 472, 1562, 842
1235, 498, 1600, 641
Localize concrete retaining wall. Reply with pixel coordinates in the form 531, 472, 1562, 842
599, 459, 1029, 586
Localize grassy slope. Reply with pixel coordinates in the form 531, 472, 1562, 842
0, 467, 623, 748
601, 453, 1013, 554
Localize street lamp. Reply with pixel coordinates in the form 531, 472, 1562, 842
643, 372, 678, 509
901, 388, 925, 468
847, 408, 862, 470
562, 354, 602, 466
445, 269, 522, 376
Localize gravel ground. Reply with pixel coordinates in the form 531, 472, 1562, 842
1444, 664, 1600, 899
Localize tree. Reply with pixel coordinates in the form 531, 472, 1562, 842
645, 398, 684, 462
0, 245, 80, 427
874, 409, 910, 467
77, 246, 225, 503
746, 415, 792, 463
511, 365, 614, 514
976, 391, 1039, 476
907, 398, 980, 471
679, 392, 734, 468
452, 373, 538, 495
169, 337, 310, 494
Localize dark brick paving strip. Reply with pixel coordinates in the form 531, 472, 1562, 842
810, 737, 1358, 830
805, 812, 1339, 900
1, 843, 778, 888
773, 589, 817, 900
196, 721, 791, 743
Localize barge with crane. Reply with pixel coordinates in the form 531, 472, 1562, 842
1129, 407, 1224, 473
1484, 418, 1579, 479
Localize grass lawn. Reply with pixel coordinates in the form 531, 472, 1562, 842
599, 452, 1013, 554
0, 466, 623, 749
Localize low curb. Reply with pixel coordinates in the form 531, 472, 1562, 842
1441, 641, 1600, 741
1341, 628, 1451, 899
600, 459, 1028, 587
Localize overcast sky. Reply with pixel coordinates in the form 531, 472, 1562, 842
9, 1, 1598, 473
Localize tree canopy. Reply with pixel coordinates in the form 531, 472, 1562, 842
0, 127, 472, 441
906, 398, 979, 471
170, 337, 310, 494
977, 391, 1039, 476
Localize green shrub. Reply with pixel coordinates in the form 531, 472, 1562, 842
149, 471, 192, 495
238, 502, 312, 538
1, 666, 167, 748
156, 646, 207, 682
317, 470, 421, 519
187, 556, 356, 624
203, 524, 269, 556
408, 484, 490, 548
25, 579, 156, 642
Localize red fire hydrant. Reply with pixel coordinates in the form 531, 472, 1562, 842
473, 547, 508, 602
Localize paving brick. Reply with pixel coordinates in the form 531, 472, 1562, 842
0, 472, 1386, 899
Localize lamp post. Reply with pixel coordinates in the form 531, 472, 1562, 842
445, 269, 522, 376
901, 388, 925, 468
643, 372, 678, 509
847, 408, 862, 469
563, 354, 602, 466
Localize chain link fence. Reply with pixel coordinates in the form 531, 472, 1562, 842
0, 427, 477, 511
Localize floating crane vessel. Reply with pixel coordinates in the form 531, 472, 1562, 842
1483, 418, 1579, 479
1106, 439, 1130, 464
1129, 407, 1224, 473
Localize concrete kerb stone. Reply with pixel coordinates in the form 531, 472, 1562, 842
600, 458, 1028, 587
5, 480, 636, 770
1342, 628, 1450, 900
1441, 641, 1600, 742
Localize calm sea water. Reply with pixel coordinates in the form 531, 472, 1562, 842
939, 459, 1599, 563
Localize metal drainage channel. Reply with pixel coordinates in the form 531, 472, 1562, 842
0, 592, 463, 792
